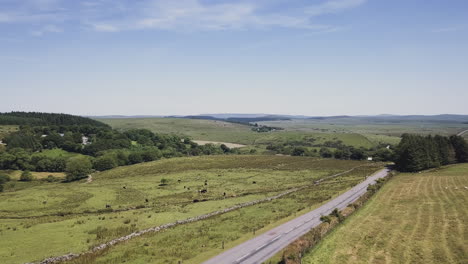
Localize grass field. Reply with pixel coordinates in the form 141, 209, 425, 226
303, 164, 468, 264
0, 155, 383, 264
99, 118, 377, 148
259, 119, 468, 139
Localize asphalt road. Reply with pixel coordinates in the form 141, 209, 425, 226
202, 168, 390, 264
457, 129, 468, 136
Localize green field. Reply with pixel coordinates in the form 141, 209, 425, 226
303, 164, 468, 264
259, 119, 468, 139
99, 118, 377, 148
0, 155, 383, 264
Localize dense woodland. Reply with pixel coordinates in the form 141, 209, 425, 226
394, 134, 468, 172
0, 112, 233, 183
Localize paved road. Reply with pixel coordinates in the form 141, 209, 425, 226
203, 168, 390, 264
457, 129, 468, 136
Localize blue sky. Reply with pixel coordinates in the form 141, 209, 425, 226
1, 0, 467, 116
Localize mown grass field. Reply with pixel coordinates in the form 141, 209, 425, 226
99, 118, 376, 148
303, 164, 468, 264
0, 155, 382, 264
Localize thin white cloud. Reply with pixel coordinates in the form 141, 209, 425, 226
306, 0, 367, 16
432, 25, 467, 33
31, 24, 63, 36
0, 0, 368, 33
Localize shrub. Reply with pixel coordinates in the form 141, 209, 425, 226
160, 178, 168, 186
320, 215, 331, 223
0, 174, 10, 184
46, 175, 56, 182
20, 170, 33, 181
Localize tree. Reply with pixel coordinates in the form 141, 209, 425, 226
374, 148, 393, 162
0, 174, 10, 184
128, 152, 144, 164
220, 144, 231, 153
291, 147, 306, 156
65, 156, 92, 182
93, 155, 117, 171
450, 135, 468, 163
20, 170, 34, 181
141, 149, 161, 162
319, 148, 333, 158
350, 148, 365, 160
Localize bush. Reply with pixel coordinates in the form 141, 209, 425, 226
320, 215, 331, 223
46, 175, 57, 182
0, 174, 11, 184
160, 178, 168, 186
20, 170, 34, 181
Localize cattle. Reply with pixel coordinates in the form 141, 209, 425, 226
106, 204, 111, 208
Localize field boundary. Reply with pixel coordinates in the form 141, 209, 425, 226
31, 167, 366, 264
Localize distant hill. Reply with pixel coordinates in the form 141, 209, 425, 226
92, 113, 468, 124
0, 112, 110, 127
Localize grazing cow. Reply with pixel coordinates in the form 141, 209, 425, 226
252, 181, 257, 184
223, 192, 226, 196
106, 204, 111, 208
145, 199, 149, 203
123, 186, 127, 189
200, 189, 207, 193
178, 179, 181, 183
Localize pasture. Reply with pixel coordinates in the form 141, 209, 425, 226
0, 155, 382, 264
303, 164, 468, 264
99, 118, 377, 148
259, 119, 468, 140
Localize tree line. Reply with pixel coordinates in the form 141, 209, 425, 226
0, 113, 235, 181
394, 134, 468, 172
0, 112, 109, 127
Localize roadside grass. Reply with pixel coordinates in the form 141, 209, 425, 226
303, 163, 468, 264
0, 155, 382, 264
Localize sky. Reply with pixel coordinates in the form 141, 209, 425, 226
1, 0, 468, 116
